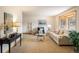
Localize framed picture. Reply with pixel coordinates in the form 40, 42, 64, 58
4, 12, 13, 34
60, 19, 66, 28
59, 16, 66, 29
38, 20, 47, 25
68, 16, 76, 31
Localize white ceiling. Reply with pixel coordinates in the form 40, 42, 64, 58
3, 6, 72, 16
22, 6, 72, 16
2, 6, 72, 20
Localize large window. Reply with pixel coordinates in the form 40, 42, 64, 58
59, 10, 76, 31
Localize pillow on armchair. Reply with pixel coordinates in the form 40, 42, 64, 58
59, 30, 64, 35
54, 30, 60, 34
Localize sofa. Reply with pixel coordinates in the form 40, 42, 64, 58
48, 31, 72, 45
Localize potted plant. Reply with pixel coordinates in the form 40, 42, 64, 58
69, 31, 79, 52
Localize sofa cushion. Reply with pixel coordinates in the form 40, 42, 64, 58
53, 30, 60, 34
50, 32, 60, 39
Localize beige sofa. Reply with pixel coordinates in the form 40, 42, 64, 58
49, 32, 72, 45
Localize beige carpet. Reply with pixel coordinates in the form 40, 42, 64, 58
10, 34, 74, 53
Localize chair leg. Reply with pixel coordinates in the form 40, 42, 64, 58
20, 36, 22, 46
15, 40, 16, 46
1, 44, 3, 53
9, 43, 11, 53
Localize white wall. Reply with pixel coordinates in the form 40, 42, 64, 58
46, 16, 56, 31
22, 12, 59, 33
22, 14, 49, 33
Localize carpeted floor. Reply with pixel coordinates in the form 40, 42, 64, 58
10, 34, 74, 53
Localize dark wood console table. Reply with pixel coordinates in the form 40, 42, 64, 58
0, 33, 22, 53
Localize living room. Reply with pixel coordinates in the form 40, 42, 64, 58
0, 6, 79, 53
